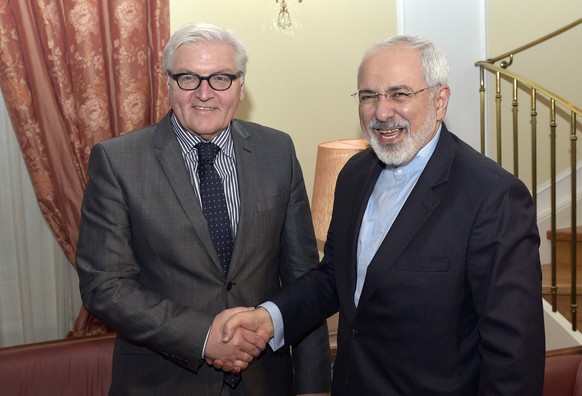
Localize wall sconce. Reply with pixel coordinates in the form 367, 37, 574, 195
311, 138, 368, 251
276, 0, 302, 29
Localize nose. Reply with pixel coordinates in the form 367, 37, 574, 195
374, 95, 397, 121
195, 79, 214, 100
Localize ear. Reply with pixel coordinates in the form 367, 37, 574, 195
166, 77, 174, 105
239, 77, 246, 101
434, 84, 451, 122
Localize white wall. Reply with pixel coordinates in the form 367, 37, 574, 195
544, 300, 582, 350
398, 0, 487, 150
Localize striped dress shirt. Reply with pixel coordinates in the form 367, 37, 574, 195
171, 114, 240, 238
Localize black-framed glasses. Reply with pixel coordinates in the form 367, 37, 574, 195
351, 85, 438, 107
170, 72, 243, 91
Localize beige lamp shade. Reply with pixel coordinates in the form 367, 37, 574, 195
311, 138, 368, 246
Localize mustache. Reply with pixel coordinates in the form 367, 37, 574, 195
368, 119, 409, 130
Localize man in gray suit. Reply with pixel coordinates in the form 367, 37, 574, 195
76, 22, 330, 396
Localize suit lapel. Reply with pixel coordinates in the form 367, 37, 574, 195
227, 120, 255, 277
354, 126, 455, 314
355, 179, 440, 313
336, 150, 384, 319
153, 113, 224, 274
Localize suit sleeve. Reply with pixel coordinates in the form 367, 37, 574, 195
467, 176, 545, 394
76, 144, 211, 372
276, 137, 332, 393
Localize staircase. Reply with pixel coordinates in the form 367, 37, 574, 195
542, 227, 582, 330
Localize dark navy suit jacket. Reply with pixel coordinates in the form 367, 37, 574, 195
273, 123, 545, 395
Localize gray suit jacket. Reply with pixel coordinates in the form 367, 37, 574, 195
77, 112, 330, 395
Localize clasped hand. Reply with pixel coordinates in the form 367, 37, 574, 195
204, 307, 273, 373
210, 309, 329, 396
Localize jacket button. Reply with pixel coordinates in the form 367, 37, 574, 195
351, 329, 359, 338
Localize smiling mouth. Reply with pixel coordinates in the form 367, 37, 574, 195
194, 106, 214, 111
376, 127, 405, 136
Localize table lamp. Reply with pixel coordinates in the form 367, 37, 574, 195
311, 138, 368, 251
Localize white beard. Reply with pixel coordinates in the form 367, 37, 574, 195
364, 106, 438, 167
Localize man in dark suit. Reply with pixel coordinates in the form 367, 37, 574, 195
222, 35, 545, 395
76, 23, 330, 395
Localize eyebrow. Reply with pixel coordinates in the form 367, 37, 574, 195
172, 69, 237, 75
358, 84, 414, 93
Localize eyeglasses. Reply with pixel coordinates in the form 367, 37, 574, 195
170, 72, 243, 91
351, 85, 438, 107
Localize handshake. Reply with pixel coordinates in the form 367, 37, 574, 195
204, 306, 275, 373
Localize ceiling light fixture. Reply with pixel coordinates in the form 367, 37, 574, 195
276, 0, 302, 29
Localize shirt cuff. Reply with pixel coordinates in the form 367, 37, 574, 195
259, 301, 285, 350
201, 326, 211, 358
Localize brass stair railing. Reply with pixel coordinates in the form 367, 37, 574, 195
475, 17, 582, 330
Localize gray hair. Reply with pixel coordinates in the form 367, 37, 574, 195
162, 22, 248, 75
358, 35, 449, 89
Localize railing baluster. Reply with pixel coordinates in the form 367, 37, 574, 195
496, 72, 502, 165
512, 79, 519, 177
550, 99, 557, 312
479, 66, 486, 156
571, 111, 578, 331
531, 89, 537, 206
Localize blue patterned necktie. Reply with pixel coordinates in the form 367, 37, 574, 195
196, 142, 234, 275
196, 143, 241, 389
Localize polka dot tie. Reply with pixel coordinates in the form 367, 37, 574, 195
196, 142, 234, 275
197, 143, 240, 389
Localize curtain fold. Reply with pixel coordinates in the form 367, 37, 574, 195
0, 0, 170, 339
0, 95, 79, 347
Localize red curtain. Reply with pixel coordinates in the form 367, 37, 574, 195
0, 0, 170, 336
